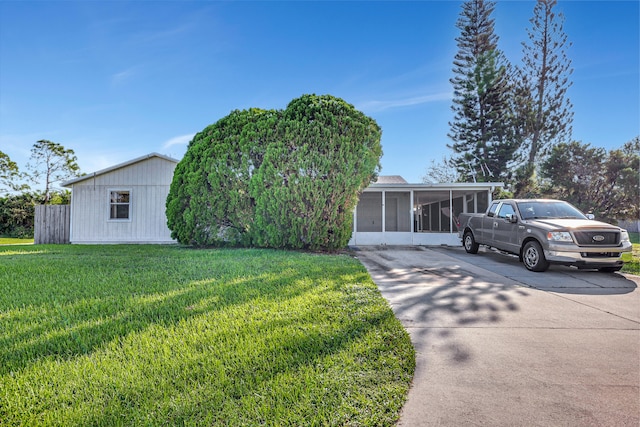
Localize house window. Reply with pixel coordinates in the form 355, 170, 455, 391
110, 191, 130, 220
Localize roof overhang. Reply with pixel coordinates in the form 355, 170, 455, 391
62, 152, 179, 187
363, 182, 504, 192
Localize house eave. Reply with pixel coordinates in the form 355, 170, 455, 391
363, 182, 504, 191
62, 152, 179, 187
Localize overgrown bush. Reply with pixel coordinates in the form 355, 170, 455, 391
166, 94, 382, 250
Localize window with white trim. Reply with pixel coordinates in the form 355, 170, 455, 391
109, 190, 130, 220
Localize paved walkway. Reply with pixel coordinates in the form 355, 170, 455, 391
354, 246, 639, 426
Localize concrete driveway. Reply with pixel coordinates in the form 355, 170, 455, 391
354, 246, 639, 426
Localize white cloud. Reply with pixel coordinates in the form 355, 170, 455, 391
136, 24, 192, 45
111, 66, 141, 86
358, 92, 452, 113
162, 133, 195, 149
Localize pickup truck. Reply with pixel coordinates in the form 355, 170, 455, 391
458, 199, 632, 272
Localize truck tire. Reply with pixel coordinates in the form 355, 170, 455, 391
522, 241, 549, 272
463, 231, 479, 254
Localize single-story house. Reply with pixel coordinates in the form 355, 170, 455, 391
62, 153, 178, 244
348, 175, 503, 246
62, 154, 502, 246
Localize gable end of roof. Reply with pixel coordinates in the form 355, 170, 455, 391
62, 152, 179, 187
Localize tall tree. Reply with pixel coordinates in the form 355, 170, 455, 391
0, 151, 28, 194
603, 137, 640, 221
515, 0, 574, 195
539, 138, 639, 222
448, 0, 517, 183
422, 156, 459, 184
26, 140, 81, 204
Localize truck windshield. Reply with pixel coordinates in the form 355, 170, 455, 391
516, 201, 588, 220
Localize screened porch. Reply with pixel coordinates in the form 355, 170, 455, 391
349, 182, 501, 246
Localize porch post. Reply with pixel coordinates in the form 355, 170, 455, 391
381, 190, 386, 243
410, 190, 414, 233
352, 201, 358, 244
449, 189, 453, 233
410, 190, 414, 245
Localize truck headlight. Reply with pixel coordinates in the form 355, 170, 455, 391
547, 231, 573, 242
621, 230, 630, 243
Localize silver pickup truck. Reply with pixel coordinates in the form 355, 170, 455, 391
458, 199, 632, 272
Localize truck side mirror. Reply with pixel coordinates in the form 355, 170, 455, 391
586, 213, 595, 220
506, 213, 518, 223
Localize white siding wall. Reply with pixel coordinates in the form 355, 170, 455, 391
69, 157, 177, 243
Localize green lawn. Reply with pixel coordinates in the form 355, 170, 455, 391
621, 232, 640, 275
0, 245, 415, 426
0, 237, 34, 245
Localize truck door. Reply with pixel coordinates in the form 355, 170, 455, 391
480, 201, 500, 245
492, 202, 519, 253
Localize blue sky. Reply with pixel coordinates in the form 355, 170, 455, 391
1, 1, 638, 185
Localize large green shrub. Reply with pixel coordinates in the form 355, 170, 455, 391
166, 108, 273, 246
166, 94, 382, 250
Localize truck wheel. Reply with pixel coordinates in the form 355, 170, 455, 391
463, 231, 479, 254
522, 241, 549, 272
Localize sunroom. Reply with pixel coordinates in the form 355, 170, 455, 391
349, 176, 503, 246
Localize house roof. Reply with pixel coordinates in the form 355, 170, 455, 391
62, 152, 179, 187
369, 175, 503, 190
375, 175, 408, 184
366, 181, 504, 191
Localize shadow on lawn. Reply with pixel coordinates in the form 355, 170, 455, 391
0, 250, 407, 391
1, 271, 300, 374
1, 248, 413, 426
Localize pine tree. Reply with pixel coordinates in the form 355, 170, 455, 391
515, 0, 574, 195
448, 0, 517, 183
0, 151, 27, 194
26, 140, 81, 204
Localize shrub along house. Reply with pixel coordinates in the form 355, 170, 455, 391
348, 176, 503, 246
62, 153, 178, 244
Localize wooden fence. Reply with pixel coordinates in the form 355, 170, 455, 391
34, 205, 70, 244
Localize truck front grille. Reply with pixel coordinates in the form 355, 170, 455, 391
580, 252, 621, 258
573, 231, 620, 246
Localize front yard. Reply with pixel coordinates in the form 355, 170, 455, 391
0, 245, 414, 426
